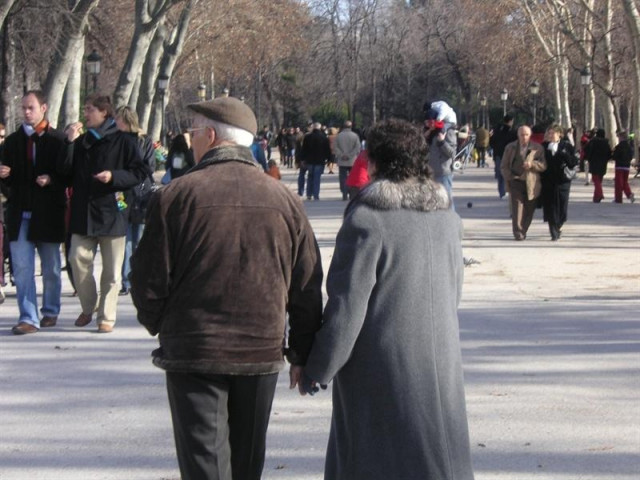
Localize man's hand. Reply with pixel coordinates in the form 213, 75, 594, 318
437, 131, 446, 142
289, 365, 308, 395
35, 175, 51, 187
65, 122, 83, 143
93, 170, 112, 184
0, 165, 11, 179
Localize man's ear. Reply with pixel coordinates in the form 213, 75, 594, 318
207, 126, 217, 147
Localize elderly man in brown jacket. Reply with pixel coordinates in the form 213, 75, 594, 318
500, 125, 547, 240
130, 97, 323, 480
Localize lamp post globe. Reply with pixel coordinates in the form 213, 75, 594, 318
580, 67, 591, 130
85, 49, 102, 93
530, 80, 540, 125
157, 74, 169, 146
500, 88, 508, 116
197, 82, 207, 101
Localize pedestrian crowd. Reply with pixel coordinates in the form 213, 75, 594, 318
1, 89, 636, 480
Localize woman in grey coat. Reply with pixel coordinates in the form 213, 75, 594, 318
304, 119, 475, 480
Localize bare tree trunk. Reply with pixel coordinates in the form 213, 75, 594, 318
602, 0, 618, 146
147, 0, 196, 142
621, 0, 640, 146
0, 0, 16, 32
113, 0, 181, 108
0, 9, 16, 131
59, 41, 84, 128
137, 22, 168, 130
43, 0, 100, 128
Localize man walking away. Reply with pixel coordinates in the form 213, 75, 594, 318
299, 122, 331, 201
490, 115, 517, 199
334, 120, 361, 200
130, 97, 323, 480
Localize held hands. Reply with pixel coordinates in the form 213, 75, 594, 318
35, 175, 51, 187
289, 365, 327, 396
0, 165, 10, 179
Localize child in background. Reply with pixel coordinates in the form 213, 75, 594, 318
266, 159, 281, 180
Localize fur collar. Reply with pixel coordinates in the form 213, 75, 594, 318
352, 178, 450, 212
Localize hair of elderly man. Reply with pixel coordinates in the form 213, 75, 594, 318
198, 116, 254, 147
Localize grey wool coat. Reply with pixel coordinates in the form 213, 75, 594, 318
305, 178, 474, 480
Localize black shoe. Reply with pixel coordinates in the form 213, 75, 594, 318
119, 287, 130, 296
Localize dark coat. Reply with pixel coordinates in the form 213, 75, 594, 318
59, 128, 148, 236
128, 133, 157, 225
1, 125, 67, 242
490, 123, 517, 157
305, 179, 474, 480
130, 145, 323, 375
300, 129, 331, 166
585, 137, 611, 177
612, 140, 633, 169
541, 140, 576, 226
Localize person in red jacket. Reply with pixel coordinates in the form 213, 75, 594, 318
345, 149, 370, 198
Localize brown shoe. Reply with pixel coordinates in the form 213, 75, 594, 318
12, 322, 39, 335
40, 316, 58, 328
75, 313, 93, 327
97, 323, 113, 334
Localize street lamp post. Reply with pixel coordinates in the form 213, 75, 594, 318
85, 49, 102, 93
580, 67, 591, 130
530, 80, 540, 126
197, 82, 207, 102
157, 74, 169, 146
480, 96, 487, 128
500, 88, 508, 116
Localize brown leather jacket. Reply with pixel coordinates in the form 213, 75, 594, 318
501, 141, 547, 200
130, 145, 323, 375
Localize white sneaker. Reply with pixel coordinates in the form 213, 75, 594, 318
0, 286, 5, 304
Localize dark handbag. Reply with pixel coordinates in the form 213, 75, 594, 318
129, 176, 159, 224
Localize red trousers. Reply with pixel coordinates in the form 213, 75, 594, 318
614, 168, 632, 203
592, 174, 604, 202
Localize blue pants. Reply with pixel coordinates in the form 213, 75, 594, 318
122, 223, 145, 289
434, 174, 455, 211
306, 164, 324, 200
10, 218, 61, 326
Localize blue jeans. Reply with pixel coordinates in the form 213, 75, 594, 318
306, 164, 324, 200
338, 166, 352, 198
494, 155, 505, 198
10, 218, 61, 326
297, 163, 308, 196
435, 174, 455, 211
121, 223, 145, 289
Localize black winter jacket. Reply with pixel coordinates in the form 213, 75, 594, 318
300, 130, 331, 166
59, 128, 148, 236
0, 125, 67, 242
585, 137, 611, 177
612, 140, 633, 169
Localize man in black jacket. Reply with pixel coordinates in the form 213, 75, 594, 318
490, 114, 517, 199
130, 97, 323, 480
61, 94, 147, 333
0, 90, 66, 335
299, 122, 331, 201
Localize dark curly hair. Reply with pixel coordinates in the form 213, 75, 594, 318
366, 118, 430, 182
